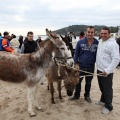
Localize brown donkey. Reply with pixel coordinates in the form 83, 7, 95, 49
0, 29, 74, 117
46, 56, 79, 104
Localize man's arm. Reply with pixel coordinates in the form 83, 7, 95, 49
104, 42, 120, 74
74, 41, 80, 64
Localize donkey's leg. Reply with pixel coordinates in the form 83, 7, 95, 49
57, 81, 62, 99
50, 82, 55, 104
34, 83, 43, 111
27, 85, 36, 117
47, 81, 50, 90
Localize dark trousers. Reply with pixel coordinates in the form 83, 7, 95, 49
117, 62, 120, 67
69, 43, 74, 57
97, 70, 113, 111
74, 67, 94, 98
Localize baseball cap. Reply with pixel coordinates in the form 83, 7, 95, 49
3, 31, 9, 36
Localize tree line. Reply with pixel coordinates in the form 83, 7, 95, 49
54, 25, 119, 36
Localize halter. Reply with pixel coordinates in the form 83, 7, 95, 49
43, 47, 72, 66
54, 56, 72, 66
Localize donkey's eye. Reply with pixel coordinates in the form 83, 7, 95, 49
60, 47, 65, 50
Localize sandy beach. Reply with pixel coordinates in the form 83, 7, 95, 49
0, 68, 120, 120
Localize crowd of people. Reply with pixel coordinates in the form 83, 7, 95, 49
0, 26, 120, 115
0, 31, 42, 53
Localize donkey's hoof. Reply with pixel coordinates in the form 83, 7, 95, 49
36, 107, 44, 112
59, 97, 63, 100
60, 99, 64, 102
52, 101, 55, 104
29, 112, 36, 117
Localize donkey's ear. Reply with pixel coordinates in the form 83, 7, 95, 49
46, 28, 59, 44
60, 35, 63, 39
74, 63, 79, 70
46, 28, 51, 38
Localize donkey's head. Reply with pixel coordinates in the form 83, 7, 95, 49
46, 29, 73, 66
64, 63, 79, 96
60, 35, 68, 44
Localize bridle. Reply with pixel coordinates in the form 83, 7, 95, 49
54, 57, 72, 66
43, 47, 73, 66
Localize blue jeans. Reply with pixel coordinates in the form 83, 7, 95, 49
74, 66, 94, 98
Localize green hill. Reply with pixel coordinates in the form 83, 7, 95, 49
53, 25, 119, 36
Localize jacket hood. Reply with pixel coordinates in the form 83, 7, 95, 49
108, 37, 116, 41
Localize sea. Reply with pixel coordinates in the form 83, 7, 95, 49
16, 35, 99, 49
16, 35, 98, 41
16, 35, 48, 41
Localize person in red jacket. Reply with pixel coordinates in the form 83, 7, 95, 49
2, 31, 14, 52
79, 31, 85, 40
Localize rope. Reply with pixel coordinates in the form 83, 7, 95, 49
58, 65, 61, 76
56, 60, 106, 77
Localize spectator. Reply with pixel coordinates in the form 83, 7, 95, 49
18, 35, 23, 49
10, 34, 19, 50
68, 32, 75, 57
1, 31, 14, 52
0, 33, 3, 50
21, 31, 40, 53
79, 31, 85, 40
0, 32, 2, 38
36, 36, 42, 45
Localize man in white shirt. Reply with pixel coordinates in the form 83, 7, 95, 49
10, 34, 19, 52
96, 27, 120, 114
68, 32, 76, 57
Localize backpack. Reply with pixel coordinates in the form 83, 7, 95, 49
0, 36, 3, 50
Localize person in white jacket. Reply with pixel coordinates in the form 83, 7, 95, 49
96, 27, 120, 114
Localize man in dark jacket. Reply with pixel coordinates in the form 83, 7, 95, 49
21, 31, 40, 53
36, 36, 42, 45
70, 26, 98, 103
68, 32, 75, 57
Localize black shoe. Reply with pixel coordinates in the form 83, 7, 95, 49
69, 96, 79, 100
85, 96, 92, 103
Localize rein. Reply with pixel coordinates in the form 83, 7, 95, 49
57, 61, 106, 77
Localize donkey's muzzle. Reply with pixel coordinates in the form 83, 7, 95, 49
67, 90, 73, 96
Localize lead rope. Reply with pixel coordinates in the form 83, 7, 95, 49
58, 65, 61, 76
56, 60, 106, 77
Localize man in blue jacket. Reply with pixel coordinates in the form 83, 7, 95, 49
0, 32, 3, 50
70, 26, 98, 103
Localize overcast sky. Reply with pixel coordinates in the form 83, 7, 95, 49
0, 0, 120, 35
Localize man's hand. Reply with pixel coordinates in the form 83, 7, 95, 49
101, 71, 107, 76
